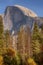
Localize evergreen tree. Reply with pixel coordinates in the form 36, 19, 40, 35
32, 22, 40, 56
0, 16, 4, 54
40, 24, 43, 53
0, 16, 3, 37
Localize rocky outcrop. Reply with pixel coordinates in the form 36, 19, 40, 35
3, 5, 38, 34
1, 5, 43, 58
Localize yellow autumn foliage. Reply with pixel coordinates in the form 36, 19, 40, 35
7, 47, 16, 57
0, 55, 3, 65
27, 58, 37, 65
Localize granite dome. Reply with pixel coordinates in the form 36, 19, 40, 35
15, 5, 37, 17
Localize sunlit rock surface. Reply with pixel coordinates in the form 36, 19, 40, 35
3, 5, 38, 34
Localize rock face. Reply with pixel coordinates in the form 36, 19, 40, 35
3, 5, 43, 58
15, 5, 37, 17
3, 5, 37, 34
3, 5, 38, 58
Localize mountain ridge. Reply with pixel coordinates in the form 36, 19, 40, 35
0, 5, 43, 34
14, 5, 37, 17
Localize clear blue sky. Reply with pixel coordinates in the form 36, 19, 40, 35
0, 0, 43, 17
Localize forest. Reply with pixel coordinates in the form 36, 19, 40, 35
0, 15, 43, 65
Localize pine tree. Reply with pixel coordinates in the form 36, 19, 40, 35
0, 16, 3, 37
40, 24, 43, 53
32, 22, 40, 55
0, 16, 4, 54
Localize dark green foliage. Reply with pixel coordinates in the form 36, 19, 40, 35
33, 52, 43, 65
39, 24, 43, 53
32, 22, 43, 65
32, 22, 40, 55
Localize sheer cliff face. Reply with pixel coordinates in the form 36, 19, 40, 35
3, 5, 37, 33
